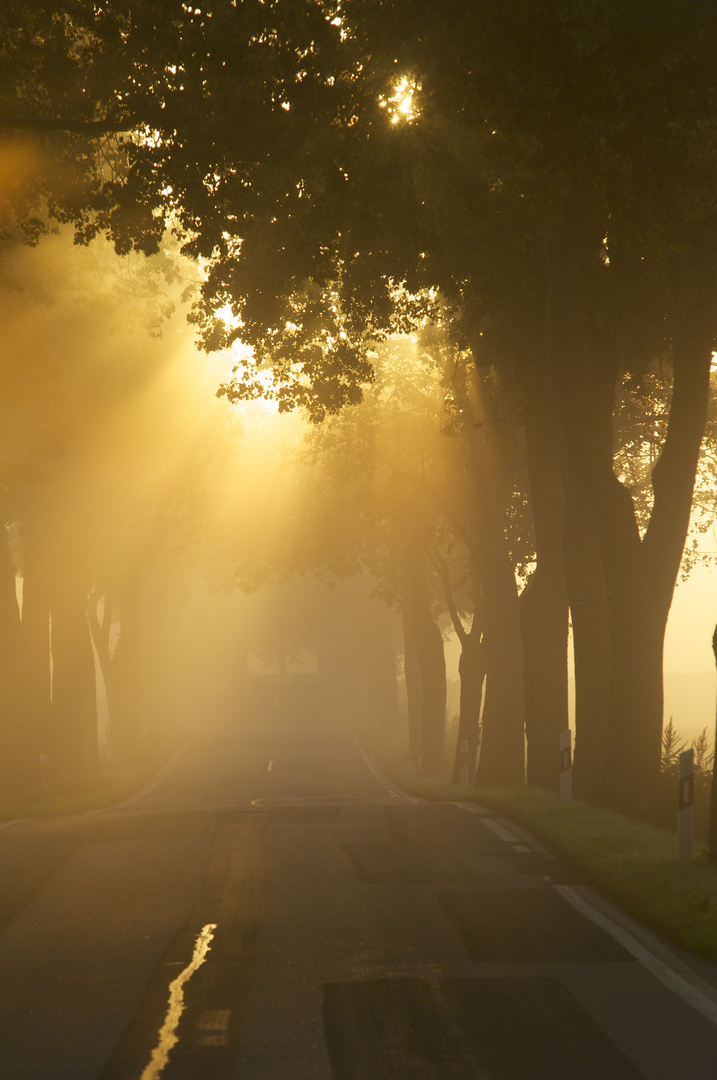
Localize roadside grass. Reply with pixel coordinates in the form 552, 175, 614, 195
362, 726, 717, 962
0, 756, 168, 822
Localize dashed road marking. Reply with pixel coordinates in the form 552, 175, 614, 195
480, 818, 520, 843
353, 739, 419, 802
109, 741, 190, 811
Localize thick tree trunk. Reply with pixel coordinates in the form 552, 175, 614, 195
0, 520, 27, 795
521, 411, 569, 790
451, 627, 486, 785
563, 482, 611, 803
546, 199, 714, 813
402, 603, 423, 757
402, 553, 446, 776
602, 295, 714, 811
520, 572, 568, 790
709, 625, 717, 866
428, 542, 485, 786
374, 607, 400, 728
418, 617, 446, 776
467, 389, 525, 787
19, 519, 52, 794
545, 196, 618, 805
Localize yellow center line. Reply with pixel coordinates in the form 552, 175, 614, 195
267, 760, 273, 772
140, 923, 217, 1080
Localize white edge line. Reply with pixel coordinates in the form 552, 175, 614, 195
555, 883, 717, 1026
453, 802, 491, 816
454, 800, 717, 1024
346, 751, 717, 1024
0, 818, 25, 831
105, 741, 190, 811
352, 738, 420, 803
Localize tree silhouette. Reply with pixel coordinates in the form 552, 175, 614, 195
3, 2, 717, 808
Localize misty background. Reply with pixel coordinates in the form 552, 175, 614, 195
2, 224, 715, 800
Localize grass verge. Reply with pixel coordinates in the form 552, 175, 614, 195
362, 726, 717, 962
0, 755, 171, 823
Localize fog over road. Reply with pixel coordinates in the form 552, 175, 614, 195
2, 722, 717, 1079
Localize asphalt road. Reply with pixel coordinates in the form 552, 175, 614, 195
1, 724, 717, 1079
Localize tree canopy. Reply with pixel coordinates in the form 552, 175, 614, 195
3, 1, 717, 808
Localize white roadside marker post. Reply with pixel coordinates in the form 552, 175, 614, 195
678, 747, 694, 861
560, 729, 572, 802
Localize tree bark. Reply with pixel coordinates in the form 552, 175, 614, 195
466, 371, 525, 788
451, 626, 486, 785
546, 197, 714, 813
0, 519, 27, 794
520, 572, 568, 790
427, 543, 485, 785
373, 605, 400, 728
563, 480, 611, 803
709, 625, 717, 866
402, 552, 446, 776
19, 517, 52, 794
521, 409, 569, 790
402, 602, 423, 757
602, 263, 714, 810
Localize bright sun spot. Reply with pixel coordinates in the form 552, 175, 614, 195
209, 305, 282, 417
245, 369, 281, 415
215, 302, 240, 330
379, 76, 421, 125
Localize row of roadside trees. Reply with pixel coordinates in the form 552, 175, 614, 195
2, 2, 717, 815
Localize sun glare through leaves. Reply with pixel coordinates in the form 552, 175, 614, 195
379, 76, 422, 125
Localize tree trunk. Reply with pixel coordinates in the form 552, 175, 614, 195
709, 625, 717, 866
418, 617, 446, 776
0, 519, 27, 795
374, 606, 400, 728
402, 553, 445, 776
451, 626, 486, 785
466, 376, 525, 787
602, 292, 714, 811
427, 541, 484, 786
521, 410, 569, 790
546, 198, 714, 813
19, 518, 52, 794
402, 585, 423, 756
520, 572, 568, 790
563, 481, 611, 803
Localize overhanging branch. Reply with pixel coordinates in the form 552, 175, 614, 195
0, 113, 135, 135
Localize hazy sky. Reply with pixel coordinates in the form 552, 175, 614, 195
665, 562, 717, 673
